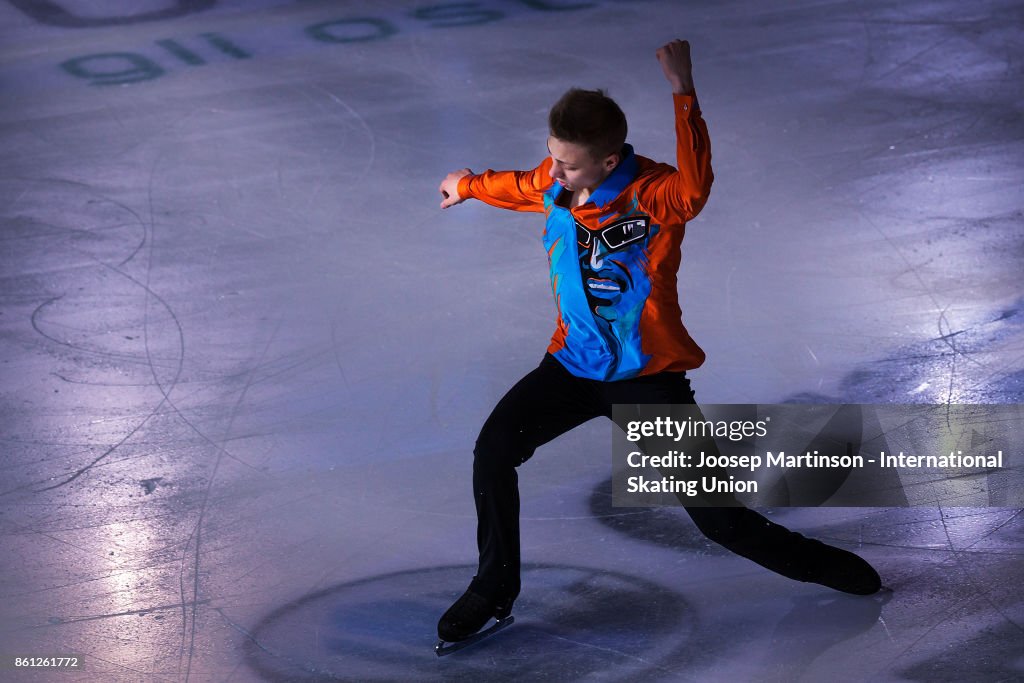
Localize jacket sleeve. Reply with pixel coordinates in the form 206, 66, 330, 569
456, 157, 553, 213
643, 93, 714, 221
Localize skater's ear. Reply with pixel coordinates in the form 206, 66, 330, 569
601, 151, 621, 172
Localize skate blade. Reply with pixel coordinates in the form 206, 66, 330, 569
434, 615, 515, 657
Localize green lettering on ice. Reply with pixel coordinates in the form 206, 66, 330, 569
412, 2, 505, 28
60, 52, 166, 86
305, 17, 398, 44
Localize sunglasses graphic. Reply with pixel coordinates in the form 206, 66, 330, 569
576, 217, 650, 252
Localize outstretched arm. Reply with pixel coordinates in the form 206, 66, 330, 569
438, 160, 553, 213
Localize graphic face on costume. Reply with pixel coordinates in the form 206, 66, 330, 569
576, 216, 652, 325
547, 137, 618, 194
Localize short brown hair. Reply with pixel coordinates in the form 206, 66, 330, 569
548, 88, 627, 160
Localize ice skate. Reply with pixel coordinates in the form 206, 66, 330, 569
435, 584, 515, 656
435, 614, 515, 656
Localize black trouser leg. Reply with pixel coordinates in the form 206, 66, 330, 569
472, 355, 603, 599
658, 402, 821, 581
669, 404, 874, 588
603, 379, 822, 583
685, 506, 817, 581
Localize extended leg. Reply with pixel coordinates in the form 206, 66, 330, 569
604, 376, 881, 595
685, 506, 881, 594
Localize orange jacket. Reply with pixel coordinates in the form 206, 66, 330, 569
458, 94, 713, 381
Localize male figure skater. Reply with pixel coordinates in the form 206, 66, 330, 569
436, 40, 881, 646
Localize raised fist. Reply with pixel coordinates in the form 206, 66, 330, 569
656, 40, 695, 95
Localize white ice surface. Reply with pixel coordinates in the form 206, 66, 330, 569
1, 1, 1022, 681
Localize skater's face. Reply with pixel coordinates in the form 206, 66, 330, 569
547, 137, 619, 194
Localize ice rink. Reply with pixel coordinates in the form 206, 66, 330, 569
1, 0, 1022, 681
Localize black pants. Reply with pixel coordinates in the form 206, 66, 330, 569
472, 354, 822, 599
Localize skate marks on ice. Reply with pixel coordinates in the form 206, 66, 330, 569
897, 619, 1024, 683
783, 297, 1024, 406
241, 564, 696, 682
